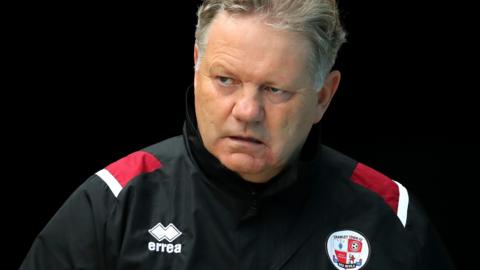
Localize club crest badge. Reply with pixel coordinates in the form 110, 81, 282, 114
326, 230, 370, 270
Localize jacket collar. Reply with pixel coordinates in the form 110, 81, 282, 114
183, 86, 322, 199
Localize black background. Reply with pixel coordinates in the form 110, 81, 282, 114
8, 1, 477, 268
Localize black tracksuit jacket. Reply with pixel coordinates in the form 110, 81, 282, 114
21, 90, 455, 270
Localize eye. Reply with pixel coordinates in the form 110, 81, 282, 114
264, 86, 294, 103
217, 76, 234, 86
265, 86, 283, 94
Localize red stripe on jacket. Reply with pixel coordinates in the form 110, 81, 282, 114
106, 151, 162, 187
351, 163, 399, 213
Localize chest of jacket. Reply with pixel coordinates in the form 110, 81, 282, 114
104, 161, 416, 270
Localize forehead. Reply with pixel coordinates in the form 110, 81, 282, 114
203, 12, 313, 87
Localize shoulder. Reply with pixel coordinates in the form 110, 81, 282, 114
350, 161, 409, 227
317, 146, 456, 268
318, 145, 409, 227
95, 135, 184, 198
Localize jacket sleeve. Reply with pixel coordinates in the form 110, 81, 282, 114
20, 175, 117, 270
406, 194, 457, 270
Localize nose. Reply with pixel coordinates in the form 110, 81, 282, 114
232, 86, 265, 123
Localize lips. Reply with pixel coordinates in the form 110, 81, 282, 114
229, 136, 263, 144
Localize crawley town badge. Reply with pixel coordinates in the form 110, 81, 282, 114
326, 230, 370, 270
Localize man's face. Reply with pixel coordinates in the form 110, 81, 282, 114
194, 12, 339, 183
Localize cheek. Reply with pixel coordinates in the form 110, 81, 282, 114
198, 87, 223, 125
195, 80, 231, 142
196, 79, 215, 118
271, 101, 316, 151
195, 82, 215, 139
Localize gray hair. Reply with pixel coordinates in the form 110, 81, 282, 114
195, 0, 347, 89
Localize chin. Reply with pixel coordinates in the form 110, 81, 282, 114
220, 153, 267, 169
219, 153, 274, 183
222, 154, 264, 172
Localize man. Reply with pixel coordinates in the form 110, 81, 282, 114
21, 0, 455, 269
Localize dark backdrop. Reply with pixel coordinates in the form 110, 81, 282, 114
9, 1, 476, 268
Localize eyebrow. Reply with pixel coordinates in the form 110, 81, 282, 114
207, 63, 236, 77
207, 62, 291, 89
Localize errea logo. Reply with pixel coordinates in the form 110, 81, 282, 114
148, 223, 182, 254
149, 223, 182, 242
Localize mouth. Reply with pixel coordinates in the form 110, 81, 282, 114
228, 136, 263, 145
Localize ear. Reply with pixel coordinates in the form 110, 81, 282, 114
313, 70, 341, 123
194, 44, 199, 67
194, 44, 199, 89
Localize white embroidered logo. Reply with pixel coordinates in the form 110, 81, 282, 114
149, 223, 182, 242
148, 223, 183, 254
